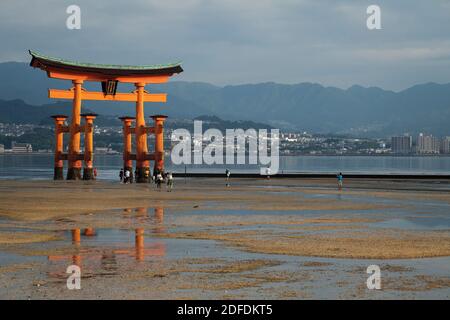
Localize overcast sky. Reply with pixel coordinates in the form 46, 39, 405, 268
1, 0, 450, 90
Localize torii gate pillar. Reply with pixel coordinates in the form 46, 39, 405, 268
51, 115, 68, 180
67, 79, 83, 180
135, 82, 151, 183
119, 116, 135, 178
81, 113, 97, 180
151, 115, 167, 175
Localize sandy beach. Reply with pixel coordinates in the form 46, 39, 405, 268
0, 177, 449, 299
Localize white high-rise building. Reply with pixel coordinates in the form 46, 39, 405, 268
417, 133, 440, 154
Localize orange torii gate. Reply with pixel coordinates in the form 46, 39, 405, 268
29, 51, 183, 182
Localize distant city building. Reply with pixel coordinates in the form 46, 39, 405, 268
391, 135, 412, 154
441, 136, 450, 154
417, 133, 440, 154
0, 144, 4, 153
11, 141, 32, 153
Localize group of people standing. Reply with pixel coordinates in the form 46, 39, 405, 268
119, 168, 134, 184
119, 168, 173, 191
154, 171, 174, 191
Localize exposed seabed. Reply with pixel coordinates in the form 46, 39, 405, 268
0, 178, 449, 299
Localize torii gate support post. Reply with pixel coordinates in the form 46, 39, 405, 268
51, 115, 68, 180
81, 113, 97, 180
67, 79, 83, 180
119, 117, 135, 179
151, 115, 167, 175
135, 82, 151, 183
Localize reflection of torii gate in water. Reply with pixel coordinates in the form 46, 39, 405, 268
29, 51, 183, 182
48, 207, 166, 268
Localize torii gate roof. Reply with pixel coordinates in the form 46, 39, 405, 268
29, 50, 183, 78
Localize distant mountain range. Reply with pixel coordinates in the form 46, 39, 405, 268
0, 61, 450, 137
0, 99, 120, 127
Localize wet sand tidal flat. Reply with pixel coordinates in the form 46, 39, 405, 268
0, 178, 449, 299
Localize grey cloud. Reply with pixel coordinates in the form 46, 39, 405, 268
0, 0, 449, 90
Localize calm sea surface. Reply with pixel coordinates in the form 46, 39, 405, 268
0, 154, 449, 180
